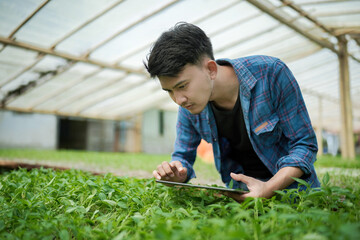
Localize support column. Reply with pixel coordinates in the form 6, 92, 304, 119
316, 97, 323, 156
337, 35, 355, 159
134, 113, 143, 153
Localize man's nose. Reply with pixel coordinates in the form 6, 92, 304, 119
174, 92, 187, 106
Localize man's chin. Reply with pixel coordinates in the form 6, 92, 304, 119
188, 107, 204, 115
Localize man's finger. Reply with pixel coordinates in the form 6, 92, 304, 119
153, 170, 161, 180
157, 164, 167, 178
162, 161, 175, 178
170, 161, 186, 177
222, 191, 248, 203
179, 166, 187, 176
230, 172, 252, 184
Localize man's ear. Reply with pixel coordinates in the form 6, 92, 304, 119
206, 60, 217, 79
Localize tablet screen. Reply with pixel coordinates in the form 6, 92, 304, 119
156, 180, 248, 194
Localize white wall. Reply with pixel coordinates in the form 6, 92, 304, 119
0, 110, 57, 149
142, 109, 177, 154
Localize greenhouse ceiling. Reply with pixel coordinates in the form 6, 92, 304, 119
0, 0, 359, 132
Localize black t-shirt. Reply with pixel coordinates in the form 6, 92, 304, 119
210, 94, 273, 179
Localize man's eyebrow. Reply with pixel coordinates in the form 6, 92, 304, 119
162, 80, 187, 91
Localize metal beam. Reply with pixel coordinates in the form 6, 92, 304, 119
50, 0, 125, 49
333, 28, 360, 36
8, 0, 50, 38
4, 105, 130, 121
298, 0, 359, 6
280, 0, 335, 35
208, 12, 262, 38
277, 0, 360, 63
246, 0, 337, 52
114, 0, 242, 64
311, 9, 360, 18
0, 36, 145, 74
82, 0, 180, 58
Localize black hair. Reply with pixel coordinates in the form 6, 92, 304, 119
144, 22, 214, 78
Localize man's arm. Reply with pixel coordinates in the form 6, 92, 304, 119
153, 107, 201, 182
271, 59, 318, 178
224, 167, 303, 202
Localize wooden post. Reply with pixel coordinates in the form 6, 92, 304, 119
316, 96, 323, 156
337, 35, 355, 159
113, 124, 120, 152
134, 113, 143, 153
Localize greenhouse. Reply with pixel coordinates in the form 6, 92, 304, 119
0, 0, 360, 239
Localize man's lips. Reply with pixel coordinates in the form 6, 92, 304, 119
184, 104, 193, 109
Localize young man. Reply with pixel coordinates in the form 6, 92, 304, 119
144, 22, 320, 202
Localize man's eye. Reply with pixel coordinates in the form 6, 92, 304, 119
179, 84, 186, 89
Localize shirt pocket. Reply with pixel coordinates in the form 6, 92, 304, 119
252, 115, 282, 146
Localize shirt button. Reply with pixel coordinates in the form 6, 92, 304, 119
213, 138, 217, 142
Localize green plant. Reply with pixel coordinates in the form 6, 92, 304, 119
1, 168, 359, 239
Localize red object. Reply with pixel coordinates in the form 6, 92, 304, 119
197, 139, 214, 163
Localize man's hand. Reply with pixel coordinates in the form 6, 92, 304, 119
222, 173, 272, 202
153, 161, 187, 183
224, 167, 304, 202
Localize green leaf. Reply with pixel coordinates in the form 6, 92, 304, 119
176, 207, 190, 217
274, 190, 285, 196
59, 229, 70, 240
229, 179, 234, 189
322, 172, 330, 186
86, 180, 98, 187
99, 193, 106, 200
45, 176, 56, 187
0, 220, 5, 231
292, 177, 310, 187
131, 212, 144, 224
66, 207, 78, 213
132, 197, 142, 206
102, 200, 117, 207
117, 201, 127, 209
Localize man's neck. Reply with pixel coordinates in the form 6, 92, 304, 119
211, 64, 239, 111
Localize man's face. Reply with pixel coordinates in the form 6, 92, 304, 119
159, 61, 213, 114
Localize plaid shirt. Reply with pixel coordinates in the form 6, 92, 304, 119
171, 55, 320, 190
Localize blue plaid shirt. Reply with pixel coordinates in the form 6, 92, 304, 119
171, 55, 320, 190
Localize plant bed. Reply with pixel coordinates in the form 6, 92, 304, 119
0, 149, 222, 185
1, 168, 359, 239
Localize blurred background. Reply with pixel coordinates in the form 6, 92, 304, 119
0, 0, 359, 173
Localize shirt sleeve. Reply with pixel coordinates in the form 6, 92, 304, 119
171, 107, 201, 182
271, 60, 318, 176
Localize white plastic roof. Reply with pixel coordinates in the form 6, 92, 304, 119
0, 0, 359, 132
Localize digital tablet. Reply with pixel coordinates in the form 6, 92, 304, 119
156, 179, 248, 194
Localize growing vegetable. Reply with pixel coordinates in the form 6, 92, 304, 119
1, 168, 359, 239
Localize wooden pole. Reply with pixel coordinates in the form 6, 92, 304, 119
337, 35, 355, 159
134, 113, 143, 153
316, 96, 323, 156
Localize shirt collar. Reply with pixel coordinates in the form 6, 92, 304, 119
216, 58, 258, 97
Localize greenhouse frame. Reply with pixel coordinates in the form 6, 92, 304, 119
0, 0, 359, 158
